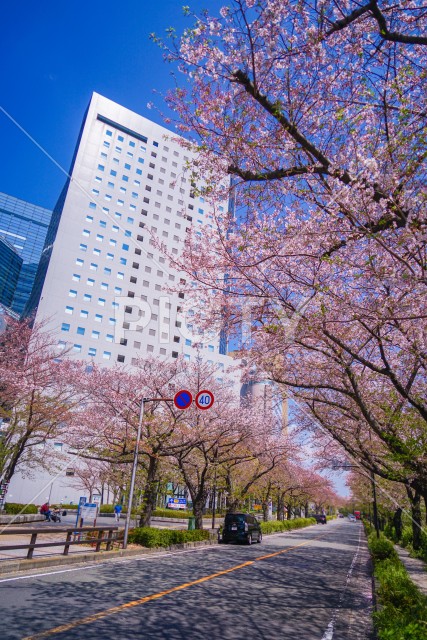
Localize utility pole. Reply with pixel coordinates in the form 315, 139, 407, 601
123, 397, 147, 550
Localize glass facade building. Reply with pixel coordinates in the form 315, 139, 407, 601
0, 192, 52, 315
0, 237, 22, 308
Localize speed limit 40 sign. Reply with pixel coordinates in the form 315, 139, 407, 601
195, 389, 215, 410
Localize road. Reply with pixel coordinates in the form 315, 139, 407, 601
0, 519, 372, 640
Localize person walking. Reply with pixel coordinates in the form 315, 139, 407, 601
114, 503, 122, 522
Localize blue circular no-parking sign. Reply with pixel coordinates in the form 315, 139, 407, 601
173, 389, 193, 410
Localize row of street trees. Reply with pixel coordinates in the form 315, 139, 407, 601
0, 318, 339, 527
156, 1, 427, 545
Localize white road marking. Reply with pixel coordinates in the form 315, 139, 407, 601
0, 564, 100, 583
321, 526, 362, 640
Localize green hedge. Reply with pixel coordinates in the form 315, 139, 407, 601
3, 503, 38, 515
128, 527, 210, 548
152, 508, 193, 519
368, 533, 427, 639
260, 517, 316, 534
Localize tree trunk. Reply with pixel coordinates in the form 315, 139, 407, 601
193, 494, 206, 529
277, 494, 285, 521
406, 485, 422, 550
392, 507, 403, 541
139, 455, 159, 528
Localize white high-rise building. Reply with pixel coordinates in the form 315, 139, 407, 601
30, 93, 230, 370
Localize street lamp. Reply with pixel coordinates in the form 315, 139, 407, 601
211, 446, 219, 530
123, 397, 147, 550
122, 396, 173, 549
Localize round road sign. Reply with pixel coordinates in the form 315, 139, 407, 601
195, 389, 214, 410
173, 389, 193, 410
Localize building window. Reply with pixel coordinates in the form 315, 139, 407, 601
69, 290, 77, 298
83, 294, 92, 302
117, 354, 125, 363
88, 347, 97, 357
97, 165, 105, 172
95, 314, 103, 322
87, 278, 95, 286
103, 351, 111, 360
76, 327, 85, 336
172, 351, 178, 358
98, 298, 106, 306
61, 323, 70, 332
90, 263, 98, 271
106, 334, 114, 342
65, 468, 75, 476
73, 344, 82, 353
91, 330, 100, 339
79, 244, 87, 252
80, 310, 89, 318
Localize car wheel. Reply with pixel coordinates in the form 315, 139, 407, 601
247, 534, 252, 545
257, 532, 262, 543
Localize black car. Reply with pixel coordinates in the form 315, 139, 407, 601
312, 514, 327, 524
221, 513, 262, 545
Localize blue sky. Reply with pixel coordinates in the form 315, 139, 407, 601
0, 0, 222, 209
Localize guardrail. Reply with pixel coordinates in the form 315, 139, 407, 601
0, 526, 119, 560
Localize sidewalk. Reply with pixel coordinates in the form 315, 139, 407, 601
395, 545, 427, 596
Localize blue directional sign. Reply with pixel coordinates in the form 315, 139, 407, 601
173, 389, 193, 410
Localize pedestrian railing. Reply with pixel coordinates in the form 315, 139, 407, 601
0, 526, 119, 560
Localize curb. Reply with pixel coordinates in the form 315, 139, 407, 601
0, 539, 217, 576
0, 515, 45, 525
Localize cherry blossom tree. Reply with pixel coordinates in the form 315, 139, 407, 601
153, 1, 427, 543
65, 357, 202, 526
174, 399, 287, 527
0, 319, 82, 485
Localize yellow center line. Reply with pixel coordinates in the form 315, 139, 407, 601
22, 535, 324, 640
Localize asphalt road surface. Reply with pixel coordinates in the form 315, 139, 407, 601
0, 519, 373, 640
